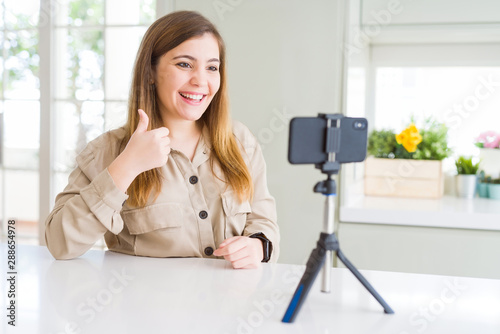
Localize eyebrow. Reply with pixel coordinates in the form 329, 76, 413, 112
172, 55, 220, 63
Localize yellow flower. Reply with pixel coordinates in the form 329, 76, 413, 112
396, 123, 422, 153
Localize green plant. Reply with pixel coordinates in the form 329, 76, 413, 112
367, 130, 398, 158
455, 156, 480, 175
491, 178, 500, 185
413, 121, 450, 160
367, 119, 450, 160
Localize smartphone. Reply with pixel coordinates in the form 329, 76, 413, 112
288, 115, 368, 164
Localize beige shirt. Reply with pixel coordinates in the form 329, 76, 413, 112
45, 121, 279, 262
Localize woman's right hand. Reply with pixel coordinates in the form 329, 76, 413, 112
108, 109, 171, 193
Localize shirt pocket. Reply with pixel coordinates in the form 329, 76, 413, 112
121, 203, 183, 235
221, 191, 252, 239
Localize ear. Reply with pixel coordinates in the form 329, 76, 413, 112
150, 66, 157, 85
150, 73, 155, 88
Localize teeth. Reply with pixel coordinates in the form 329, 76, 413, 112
180, 93, 203, 100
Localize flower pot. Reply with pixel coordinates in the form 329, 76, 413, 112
477, 182, 489, 198
455, 174, 477, 199
488, 184, 500, 200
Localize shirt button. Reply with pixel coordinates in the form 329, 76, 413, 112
204, 247, 214, 256
189, 176, 198, 184
199, 210, 208, 219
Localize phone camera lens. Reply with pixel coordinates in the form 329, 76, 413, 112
353, 121, 366, 130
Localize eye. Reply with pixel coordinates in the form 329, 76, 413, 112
176, 62, 191, 68
207, 65, 219, 72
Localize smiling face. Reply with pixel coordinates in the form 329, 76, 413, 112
153, 33, 221, 125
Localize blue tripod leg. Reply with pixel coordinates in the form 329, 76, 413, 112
282, 246, 326, 323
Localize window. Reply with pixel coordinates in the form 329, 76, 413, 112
366, 43, 500, 173
0, 0, 157, 244
52, 0, 156, 196
374, 67, 500, 160
1, 0, 41, 242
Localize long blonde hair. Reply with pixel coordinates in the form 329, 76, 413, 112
124, 11, 253, 207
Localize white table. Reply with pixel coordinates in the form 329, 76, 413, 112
1, 244, 500, 334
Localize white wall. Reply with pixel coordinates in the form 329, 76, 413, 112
164, 0, 347, 264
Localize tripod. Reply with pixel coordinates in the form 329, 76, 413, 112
282, 172, 394, 323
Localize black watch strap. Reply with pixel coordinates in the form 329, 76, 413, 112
249, 232, 272, 263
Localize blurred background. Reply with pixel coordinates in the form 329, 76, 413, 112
1, 0, 500, 279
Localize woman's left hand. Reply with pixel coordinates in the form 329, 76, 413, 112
214, 236, 263, 269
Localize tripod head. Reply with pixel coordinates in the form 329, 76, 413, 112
313, 174, 337, 196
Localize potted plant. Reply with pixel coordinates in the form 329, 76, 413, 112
477, 171, 491, 198
365, 119, 450, 198
488, 178, 500, 200
455, 156, 480, 199
475, 131, 500, 148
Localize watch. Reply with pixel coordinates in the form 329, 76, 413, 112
249, 232, 272, 263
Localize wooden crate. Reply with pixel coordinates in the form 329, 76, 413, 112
364, 157, 444, 199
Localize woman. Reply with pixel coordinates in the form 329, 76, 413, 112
45, 11, 279, 269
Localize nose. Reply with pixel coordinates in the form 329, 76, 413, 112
190, 67, 208, 88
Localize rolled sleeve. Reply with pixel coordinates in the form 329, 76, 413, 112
80, 168, 128, 234
45, 129, 130, 259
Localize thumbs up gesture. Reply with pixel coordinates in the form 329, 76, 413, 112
127, 109, 171, 173
108, 109, 171, 193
